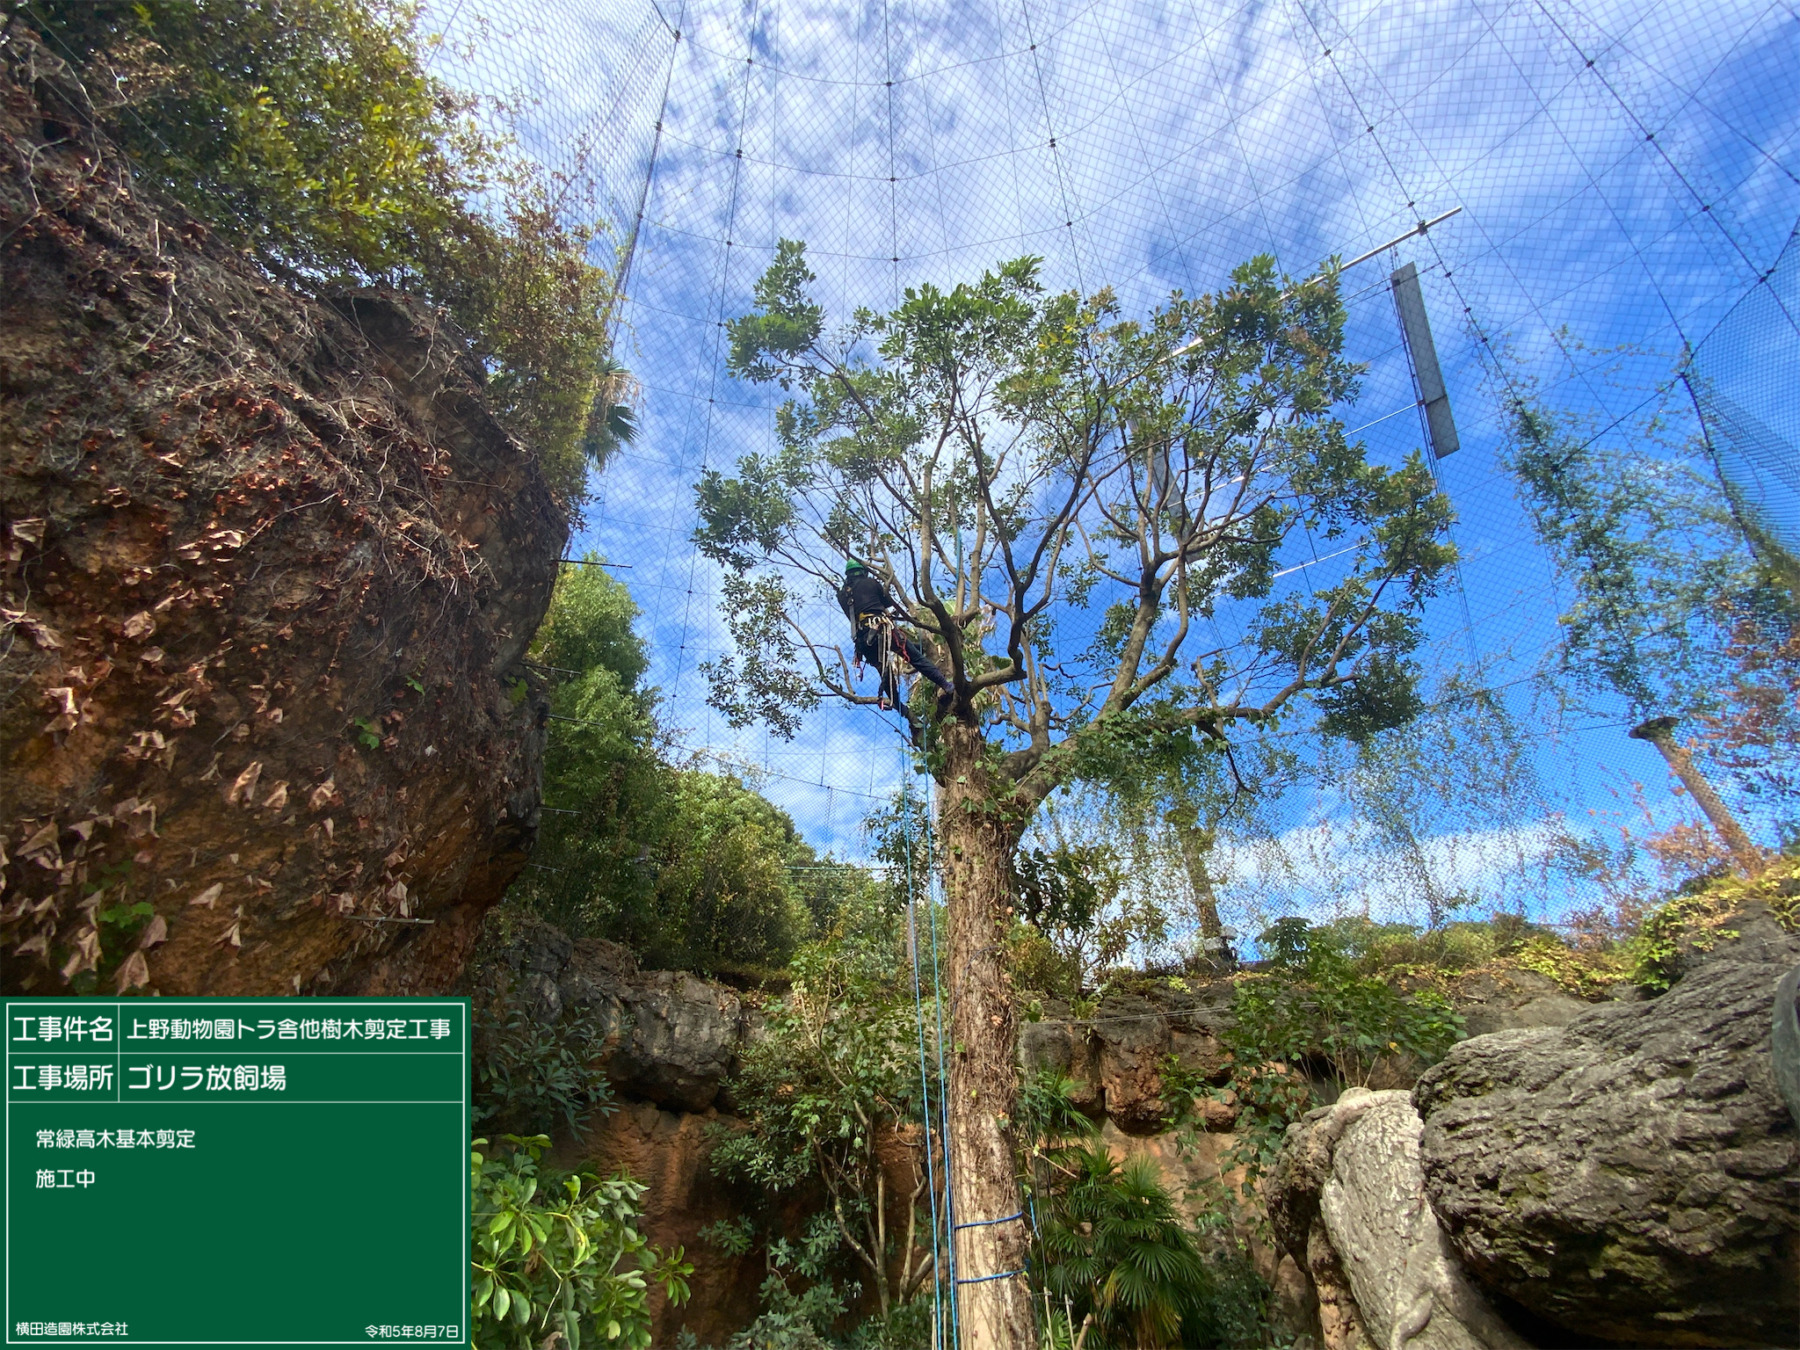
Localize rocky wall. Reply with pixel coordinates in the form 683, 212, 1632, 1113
0, 30, 565, 996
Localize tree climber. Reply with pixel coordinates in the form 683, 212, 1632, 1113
838, 559, 954, 715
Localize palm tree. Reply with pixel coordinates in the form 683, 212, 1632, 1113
1039, 1147, 1212, 1348
1022, 1074, 1216, 1349
580, 355, 639, 471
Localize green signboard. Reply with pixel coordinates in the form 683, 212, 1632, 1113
4, 999, 469, 1348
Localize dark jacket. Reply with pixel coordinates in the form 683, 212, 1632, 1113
838, 573, 901, 622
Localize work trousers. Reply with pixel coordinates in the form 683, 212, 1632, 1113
854, 616, 951, 705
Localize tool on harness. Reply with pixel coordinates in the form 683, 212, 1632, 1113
840, 560, 954, 716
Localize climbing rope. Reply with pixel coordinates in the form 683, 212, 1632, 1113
903, 759, 948, 1348
920, 772, 960, 1346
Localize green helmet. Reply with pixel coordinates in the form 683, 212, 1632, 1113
845, 558, 869, 575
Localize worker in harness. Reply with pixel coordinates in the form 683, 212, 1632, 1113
838, 560, 954, 715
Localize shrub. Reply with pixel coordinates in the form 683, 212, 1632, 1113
1626, 853, 1800, 991
1236, 918, 1463, 1084
706, 898, 938, 1333
471, 995, 614, 1138
470, 1135, 690, 1350
28, 0, 619, 500
1038, 1147, 1212, 1349
1018, 1071, 1267, 1349
1193, 918, 1464, 1181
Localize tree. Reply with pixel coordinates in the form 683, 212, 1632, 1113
696, 241, 1453, 1345
1503, 389, 1800, 859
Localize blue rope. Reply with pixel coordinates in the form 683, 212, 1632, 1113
953, 1210, 1023, 1230
902, 764, 946, 1350
923, 797, 960, 1349
950, 1267, 1022, 1288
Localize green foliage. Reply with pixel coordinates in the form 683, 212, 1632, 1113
1235, 918, 1463, 1079
509, 564, 831, 972
1016, 1073, 1269, 1349
29, 0, 622, 499
65, 861, 150, 996
708, 894, 938, 1329
1316, 914, 1522, 978
713, 1212, 853, 1349
470, 1135, 690, 1350
1625, 853, 1800, 991
700, 239, 1451, 786
1037, 1147, 1213, 1349
1205, 919, 1463, 1179
536, 557, 652, 692
471, 994, 615, 1138
1005, 795, 1195, 996
1009, 841, 1119, 997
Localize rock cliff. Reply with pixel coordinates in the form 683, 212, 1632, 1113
0, 31, 565, 996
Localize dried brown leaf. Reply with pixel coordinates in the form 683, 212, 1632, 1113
224, 761, 263, 806
115, 950, 150, 992
19, 822, 58, 856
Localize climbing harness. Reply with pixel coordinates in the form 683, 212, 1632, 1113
858, 611, 906, 708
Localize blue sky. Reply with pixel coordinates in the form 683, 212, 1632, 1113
424, 0, 1800, 934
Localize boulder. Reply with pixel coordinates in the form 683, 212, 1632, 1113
1019, 1017, 1103, 1116
473, 913, 752, 1112
1450, 967, 1588, 1038
1092, 994, 1176, 1133
1019, 981, 1235, 1132
1413, 905, 1800, 1348
593, 969, 748, 1112
1268, 1089, 1527, 1350
0, 31, 562, 997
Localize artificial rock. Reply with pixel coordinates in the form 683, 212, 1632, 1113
1413, 904, 1800, 1347
476, 913, 753, 1112
1268, 1089, 1527, 1350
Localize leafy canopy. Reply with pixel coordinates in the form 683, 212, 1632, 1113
698, 240, 1453, 802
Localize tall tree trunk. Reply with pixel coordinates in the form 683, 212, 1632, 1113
1630, 716, 1764, 876
1175, 824, 1223, 941
936, 722, 1035, 1349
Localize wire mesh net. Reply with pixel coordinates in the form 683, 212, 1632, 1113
1687, 227, 1800, 558
414, 0, 1799, 951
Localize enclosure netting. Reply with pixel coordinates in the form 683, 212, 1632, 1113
419, 0, 1800, 948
